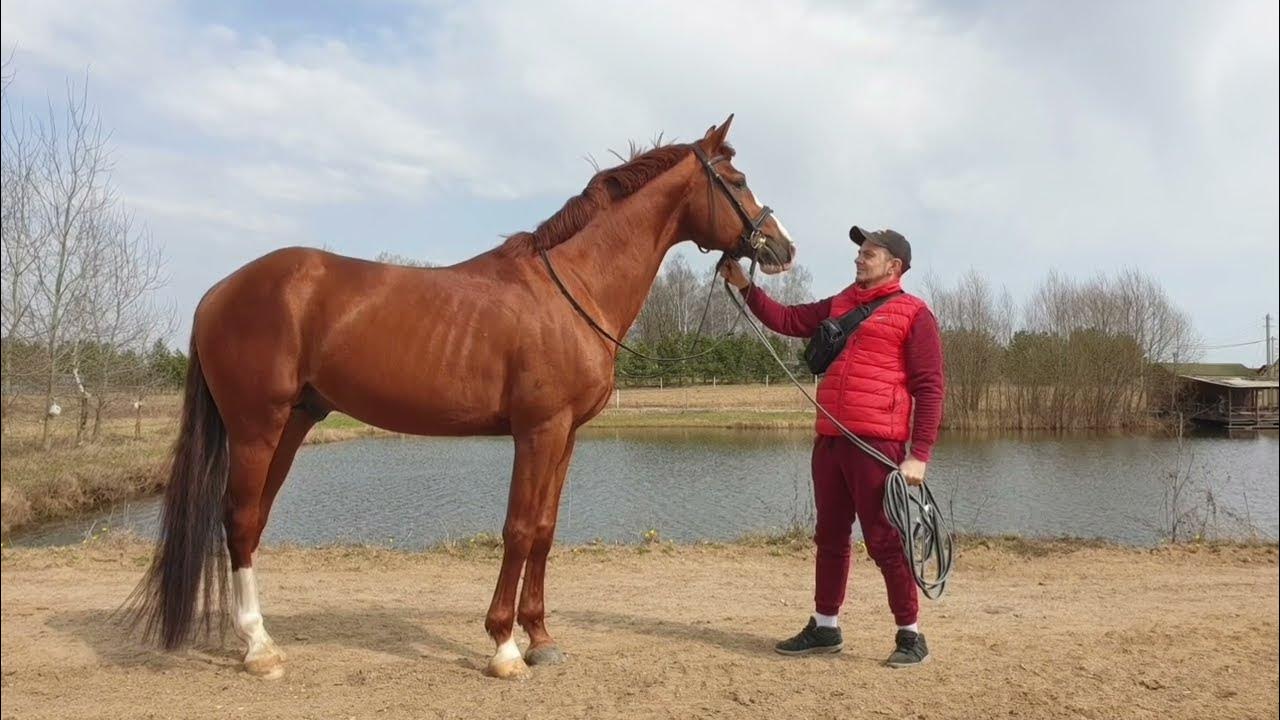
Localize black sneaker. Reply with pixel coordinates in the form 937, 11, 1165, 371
774, 617, 843, 656
886, 629, 930, 668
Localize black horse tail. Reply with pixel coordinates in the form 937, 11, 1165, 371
121, 337, 229, 649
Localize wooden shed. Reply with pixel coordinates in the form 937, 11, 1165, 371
1154, 363, 1280, 430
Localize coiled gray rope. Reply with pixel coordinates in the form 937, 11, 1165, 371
720, 269, 953, 599
881, 468, 952, 599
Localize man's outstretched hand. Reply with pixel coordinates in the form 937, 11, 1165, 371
718, 259, 750, 290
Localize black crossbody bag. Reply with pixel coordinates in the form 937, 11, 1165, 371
801, 292, 902, 375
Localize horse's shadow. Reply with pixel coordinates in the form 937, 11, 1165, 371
47, 606, 488, 672
48, 607, 855, 672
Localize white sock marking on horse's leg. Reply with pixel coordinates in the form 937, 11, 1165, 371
233, 567, 277, 660
494, 637, 522, 664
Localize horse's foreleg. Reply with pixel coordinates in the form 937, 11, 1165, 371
484, 417, 571, 680
518, 432, 576, 666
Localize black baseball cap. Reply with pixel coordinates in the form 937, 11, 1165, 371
850, 226, 911, 271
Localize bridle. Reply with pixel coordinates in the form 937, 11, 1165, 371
539, 143, 779, 364
690, 145, 774, 263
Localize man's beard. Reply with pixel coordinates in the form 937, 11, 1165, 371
857, 267, 890, 286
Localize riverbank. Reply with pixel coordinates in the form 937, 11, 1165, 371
1, 538, 1275, 719
0, 386, 816, 535
0, 405, 391, 535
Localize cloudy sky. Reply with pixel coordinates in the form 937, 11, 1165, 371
3, 0, 1277, 364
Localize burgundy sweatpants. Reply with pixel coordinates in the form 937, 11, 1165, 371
811, 434, 918, 626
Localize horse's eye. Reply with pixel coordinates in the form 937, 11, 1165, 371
734, 181, 748, 190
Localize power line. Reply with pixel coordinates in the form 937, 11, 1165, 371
1192, 339, 1265, 350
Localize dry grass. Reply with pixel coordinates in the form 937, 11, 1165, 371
605, 383, 817, 411
1, 396, 179, 534
0, 395, 400, 535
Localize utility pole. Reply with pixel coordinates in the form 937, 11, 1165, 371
1268, 314, 1274, 368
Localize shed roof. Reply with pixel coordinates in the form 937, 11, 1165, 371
1180, 375, 1280, 389
1160, 363, 1256, 377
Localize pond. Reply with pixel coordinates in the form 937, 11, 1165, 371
11, 428, 1278, 548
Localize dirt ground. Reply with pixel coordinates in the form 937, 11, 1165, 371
2, 539, 1277, 720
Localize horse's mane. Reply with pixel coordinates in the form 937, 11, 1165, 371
498, 140, 734, 256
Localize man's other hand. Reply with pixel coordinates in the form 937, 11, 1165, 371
899, 457, 927, 487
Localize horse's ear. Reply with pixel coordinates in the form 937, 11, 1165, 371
702, 114, 735, 150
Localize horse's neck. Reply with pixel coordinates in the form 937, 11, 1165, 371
549, 171, 690, 337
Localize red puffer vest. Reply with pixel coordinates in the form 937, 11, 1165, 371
814, 280, 927, 440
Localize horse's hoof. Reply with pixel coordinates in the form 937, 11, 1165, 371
244, 645, 286, 680
524, 645, 566, 666
484, 656, 531, 680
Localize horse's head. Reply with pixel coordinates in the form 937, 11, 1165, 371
684, 115, 796, 274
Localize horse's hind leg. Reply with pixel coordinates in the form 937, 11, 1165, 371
255, 407, 319, 549
224, 408, 291, 679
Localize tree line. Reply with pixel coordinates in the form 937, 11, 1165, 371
621, 254, 1202, 430
2, 61, 173, 445
922, 268, 1199, 429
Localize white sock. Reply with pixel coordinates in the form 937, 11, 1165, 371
813, 612, 839, 628
898, 623, 919, 634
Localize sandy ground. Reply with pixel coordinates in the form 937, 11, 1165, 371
2, 539, 1277, 720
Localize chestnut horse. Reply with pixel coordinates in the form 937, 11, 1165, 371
127, 115, 795, 680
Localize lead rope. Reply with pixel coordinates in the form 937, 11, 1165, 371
720, 262, 953, 600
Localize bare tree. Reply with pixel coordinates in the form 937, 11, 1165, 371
1019, 268, 1200, 429
756, 262, 815, 306
634, 254, 702, 343
1, 56, 43, 431
925, 269, 1007, 427
374, 251, 436, 268
3, 62, 174, 446
29, 79, 114, 448
80, 209, 171, 439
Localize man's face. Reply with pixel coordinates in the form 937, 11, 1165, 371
855, 242, 902, 285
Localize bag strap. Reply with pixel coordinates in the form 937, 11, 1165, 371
834, 291, 903, 334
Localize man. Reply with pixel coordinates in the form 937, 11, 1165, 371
719, 226, 944, 668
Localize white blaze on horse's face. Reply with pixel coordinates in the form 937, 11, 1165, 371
747, 190, 786, 240
747, 188, 794, 272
